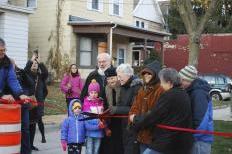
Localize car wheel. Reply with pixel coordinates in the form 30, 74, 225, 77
210, 92, 223, 101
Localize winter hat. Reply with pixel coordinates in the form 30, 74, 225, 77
72, 101, 82, 111
88, 79, 100, 93
179, 65, 198, 82
104, 67, 117, 77
141, 60, 161, 76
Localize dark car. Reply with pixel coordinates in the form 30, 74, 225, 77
199, 74, 231, 101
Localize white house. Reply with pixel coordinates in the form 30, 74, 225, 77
132, 0, 166, 66
0, 0, 34, 68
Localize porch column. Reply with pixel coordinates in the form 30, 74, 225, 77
160, 42, 164, 66
107, 32, 112, 58
143, 39, 148, 59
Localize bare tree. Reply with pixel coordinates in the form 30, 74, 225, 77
176, 0, 216, 66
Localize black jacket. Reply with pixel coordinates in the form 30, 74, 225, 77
114, 76, 142, 154
24, 60, 48, 117
133, 87, 193, 154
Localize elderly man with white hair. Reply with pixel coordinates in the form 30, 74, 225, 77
80, 52, 111, 108
109, 63, 142, 154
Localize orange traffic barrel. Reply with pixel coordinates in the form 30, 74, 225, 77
0, 104, 21, 154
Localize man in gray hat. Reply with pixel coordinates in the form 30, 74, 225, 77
179, 65, 213, 154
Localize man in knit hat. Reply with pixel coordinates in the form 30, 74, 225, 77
179, 65, 213, 154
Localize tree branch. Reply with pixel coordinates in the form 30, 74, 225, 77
196, 0, 217, 34
184, 0, 197, 30
176, 0, 193, 34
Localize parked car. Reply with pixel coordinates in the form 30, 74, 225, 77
199, 74, 231, 101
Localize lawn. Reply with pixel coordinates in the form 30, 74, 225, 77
44, 82, 67, 115
212, 121, 232, 154
213, 99, 232, 108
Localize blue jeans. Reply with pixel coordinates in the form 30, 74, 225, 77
140, 144, 162, 154
191, 141, 211, 154
86, 137, 101, 154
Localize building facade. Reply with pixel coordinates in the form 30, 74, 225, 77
29, 0, 168, 78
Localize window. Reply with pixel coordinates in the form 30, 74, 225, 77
141, 22, 144, 28
87, 0, 103, 12
92, 0, 99, 10
27, 0, 37, 8
136, 21, 140, 27
216, 77, 226, 85
135, 21, 146, 29
109, 0, 123, 16
113, 0, 119, 15
80, 37, 92, 66
204, 76, 215, 84
117, 48, 125, 65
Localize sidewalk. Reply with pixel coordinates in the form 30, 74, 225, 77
43, 114, 67, 125
213, 106, 232, 121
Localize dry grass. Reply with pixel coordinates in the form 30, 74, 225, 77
44, 82, 67, 115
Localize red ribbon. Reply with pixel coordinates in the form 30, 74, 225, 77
82, 113, 232, 138
157, 124, 232, 138
1, 99, 231, 138
0, 98, 38, 106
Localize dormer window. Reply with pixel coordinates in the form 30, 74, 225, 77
135, 20, 146, 29
136, 21, 140, 27
141, 22, 144, 28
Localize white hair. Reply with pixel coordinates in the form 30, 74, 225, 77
116, 63, 134, 76
97, 53, 111, 62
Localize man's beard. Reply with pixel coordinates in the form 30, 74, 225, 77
98, 68, 105, 76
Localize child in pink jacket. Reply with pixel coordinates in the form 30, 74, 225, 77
82, 79, 111, 154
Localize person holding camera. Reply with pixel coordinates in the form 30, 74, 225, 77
24, 51, 48, 151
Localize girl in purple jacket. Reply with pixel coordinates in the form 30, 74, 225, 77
60, 64, 83, 113
82, 79, 111, 154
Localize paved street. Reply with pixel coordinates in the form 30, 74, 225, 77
32, 124, 86, 154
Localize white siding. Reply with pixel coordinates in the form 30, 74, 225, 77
0, 0, 8, 4
1, 11, 29, 68
0, 13, 5, 37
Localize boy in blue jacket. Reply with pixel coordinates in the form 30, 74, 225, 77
61, 99, 85, 154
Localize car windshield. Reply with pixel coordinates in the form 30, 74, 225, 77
204, 76, 215, 84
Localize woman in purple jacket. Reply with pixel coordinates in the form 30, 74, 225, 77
60, 99, 85, 154
60, 64, 83, 113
